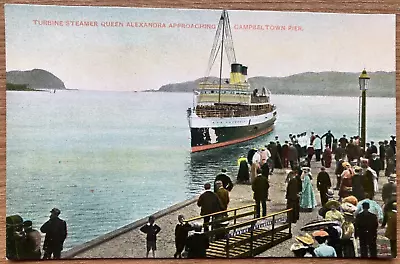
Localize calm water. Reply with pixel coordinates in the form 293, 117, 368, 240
6, 91, 395, 250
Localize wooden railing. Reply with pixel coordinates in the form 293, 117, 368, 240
226, 209, 292, 257
184, 204, 256, 229
205, 208, 292, 258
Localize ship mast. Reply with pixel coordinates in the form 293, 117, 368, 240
218, 11, 226, 103
204, 10, 237, 103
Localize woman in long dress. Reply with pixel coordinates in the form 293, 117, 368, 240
300, 169, 317, 211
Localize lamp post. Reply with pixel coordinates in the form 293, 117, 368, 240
359, 69, 370, 150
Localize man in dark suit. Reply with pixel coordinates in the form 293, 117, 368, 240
197, 183, 221, 232
287, 143, 298, 170
281, 141, 289, 168
379, 141, 386, 170
185, 224, 209, 258
214, 169, 233, 192
321, 130, 335, 149
40, 208, 67, 259
215, 181, 229, 212
286, 170, 301, 224
252, 168, 269, 217
389, 135, 396, 154
339, 135, 348, 148
369, 153, 381, 179
316, 167, 331, 207
355, 203, 378, 258
370, 141, 378, 154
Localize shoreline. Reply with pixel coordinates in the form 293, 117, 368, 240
141, 90, 395, 98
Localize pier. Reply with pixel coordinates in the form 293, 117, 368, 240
62, 155, 393, 259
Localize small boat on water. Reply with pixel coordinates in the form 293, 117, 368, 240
187, 10, 277, 153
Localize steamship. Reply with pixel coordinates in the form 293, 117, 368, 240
187, 10, 277, 153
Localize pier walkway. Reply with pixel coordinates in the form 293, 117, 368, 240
62, 157, 392, 259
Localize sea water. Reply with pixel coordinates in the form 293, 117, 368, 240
6, 91, 395, 250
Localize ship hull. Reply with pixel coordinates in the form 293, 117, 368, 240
190, 117, 276, 152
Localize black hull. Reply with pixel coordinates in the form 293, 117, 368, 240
191, 117, 276, 152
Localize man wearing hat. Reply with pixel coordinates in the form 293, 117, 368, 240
384, 140, 395, 176
40, 208, 67, 259
321, 130, 335, 150
247, 148, 257, 166
317, 167, 332, 207
214, 169, 233, 192
288, 142, 299, 170
370, 141, 378, 154
382, 174, 396, 205
369, 153, 381, 179
389, 135, 396, 154
378, 141, 386, 170
351, 166, 365, 201
382, 201, 397, 258
22, 220, 41, 259
339, 135, 348, 149
185, 223, 209, 258
355, 202, 378, 258
361, 159, 377, 199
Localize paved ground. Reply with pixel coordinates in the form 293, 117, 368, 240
70, 156, 392, 259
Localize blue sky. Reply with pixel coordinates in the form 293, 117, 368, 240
5, 5, 395, 91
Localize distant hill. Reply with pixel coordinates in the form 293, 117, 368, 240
6, 69, 66, 90
153, 71, 395, 97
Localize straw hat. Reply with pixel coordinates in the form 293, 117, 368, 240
290, 243, 308, 252
342, 196, 358, 206
325, 200, 341, 209
341, 202, 357, 213
312, 230, 329, 237
295, 233, 314, 245
342, 162, 351, 168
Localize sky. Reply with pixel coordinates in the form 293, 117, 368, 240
5, 5, 396, 91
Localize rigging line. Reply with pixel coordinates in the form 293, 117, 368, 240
222, 22, 233, 64
224, 29, 234, 65
225, 11, 236, 63
211, 41, 222, 73
205, 39, 222, 83
205, 17, 223, 78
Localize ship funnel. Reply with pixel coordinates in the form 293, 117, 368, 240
241, 65, 248, 82
230, 63, 242, 84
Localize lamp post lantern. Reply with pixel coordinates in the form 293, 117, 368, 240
359, 69, 370, 150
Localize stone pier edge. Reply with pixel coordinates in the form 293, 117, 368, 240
62, 195, 199, 259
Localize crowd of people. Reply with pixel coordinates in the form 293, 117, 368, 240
6, 208, 68, 260
6, 129, 396, 260
139, 131, 396, 259
237, 131, 397, 258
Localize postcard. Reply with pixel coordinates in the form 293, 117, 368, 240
5, 4, 396, 259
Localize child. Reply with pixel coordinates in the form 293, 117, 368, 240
140, 216, 161, 258
312, 230, 337, 257
174, 215, 192, 258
